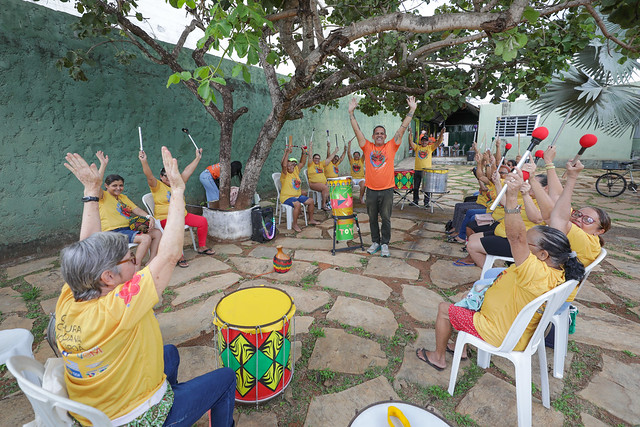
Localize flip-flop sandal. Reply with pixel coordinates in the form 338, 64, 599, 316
453, 259, 475, 266
446, 345, 469, 360
415, 348, 445, 371
176, 259, 189, 268
197, 248, 216, 256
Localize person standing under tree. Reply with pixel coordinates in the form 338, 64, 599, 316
348, 95, 417, 257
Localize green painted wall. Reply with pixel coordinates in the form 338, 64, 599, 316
0, 0, 405, 258
477, 101, 633, 166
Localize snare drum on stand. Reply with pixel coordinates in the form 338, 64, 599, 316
422, 167, 449, 213
213, 286, 296, 403
393, 169, 417, 210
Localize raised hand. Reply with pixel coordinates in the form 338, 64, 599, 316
565, 159, 584, 178
348, 97, 359, 114
505, 168, 524, 195
522, 162, 536, 175
161, 147, 185, 192
138, 150, 147, 162
543, 146, 556, 164
406, 96, 418, 111
64, 153, 101, 195
195, 148, 203, 160
96, 151, 109, 168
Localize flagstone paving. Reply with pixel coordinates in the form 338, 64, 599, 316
2, 164, 640, 426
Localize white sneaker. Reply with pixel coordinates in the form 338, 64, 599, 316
380, 244, 390, 257
367, 242, 381, 254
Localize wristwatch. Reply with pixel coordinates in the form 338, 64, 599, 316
82, 196, 99, 203
504, 205, 522, 214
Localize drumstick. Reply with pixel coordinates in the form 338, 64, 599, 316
138, 127, 143, 151
499, 143, 512, 166
335, 134, 338, 149
548, 108, 572, 147
490, 127, 549, 211
309, 128, 315, 144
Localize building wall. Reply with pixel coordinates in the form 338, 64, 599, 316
477, 101, 633, 166
0, 0, 404, 259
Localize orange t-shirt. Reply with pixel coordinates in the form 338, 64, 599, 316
207, 164, 220, 179
362, 139, 399, 190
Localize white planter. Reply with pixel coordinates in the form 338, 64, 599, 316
203, 206, 253, 241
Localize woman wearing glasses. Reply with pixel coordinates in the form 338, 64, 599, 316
56, 148, 235, 427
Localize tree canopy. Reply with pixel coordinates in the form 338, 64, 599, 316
52, 0, 637, 208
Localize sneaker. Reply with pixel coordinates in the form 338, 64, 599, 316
367, 242, 381, 254
380, 244, 390, 257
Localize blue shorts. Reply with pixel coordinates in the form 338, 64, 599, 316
283, 195, 309, 207
112, 227, 139, 243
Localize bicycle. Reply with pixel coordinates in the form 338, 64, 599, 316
595, 161, 639, 197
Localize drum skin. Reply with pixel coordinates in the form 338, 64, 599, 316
213, 287, 296, 402
394, 169, 414, 190
328, 176, 354, 241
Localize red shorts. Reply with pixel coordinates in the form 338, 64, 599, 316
448, 304, 483, 339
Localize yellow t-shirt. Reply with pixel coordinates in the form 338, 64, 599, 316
307, 162, 327, 184
414, 144, 437, 170
473, 254, 565, 351
55, 267, 166, 424
476, 184, 497, 208
150, 180, 187, 221
280, 166, 302, 203
99, 192, 139, 232
350, 159, 365, 179
324, 162, 340, 179
493, 197, 541, 238
565, 223, 601, 301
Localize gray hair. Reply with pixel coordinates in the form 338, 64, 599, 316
60, 232, 128, 301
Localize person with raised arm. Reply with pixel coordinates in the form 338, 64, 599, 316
347, 138, 366, 203
416, 169, 585, 371
408, 129, 440, 206
349, 95, 417, 257
56, 147, 236, 426
324, 142, 347, 179
94, 151, 162, 265
280, 144, 319, 232
307, 138, 337, 211
139, 147, 214, 268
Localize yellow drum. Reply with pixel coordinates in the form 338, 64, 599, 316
213, 286, 296, 403
327, 176, 354, 241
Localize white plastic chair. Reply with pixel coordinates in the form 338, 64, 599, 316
7, 355, 111, 427
272, 173, 308, 230
550, 248, 606, 378
301, 169, 322, 209
448, 279, 578, 427
480, 254, 514, 280
0, 329, 34, 364
142, 193, 198, 251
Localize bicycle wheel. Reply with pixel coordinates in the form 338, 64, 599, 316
596, 172, 627, 197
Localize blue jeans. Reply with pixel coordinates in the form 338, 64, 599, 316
458, 208, 486, 239
163, 345, 236, 427
199, 170, 220, 202
366, 188, 394, 245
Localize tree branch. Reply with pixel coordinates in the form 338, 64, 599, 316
584, 4, 639, 53
172, 19, 199, 59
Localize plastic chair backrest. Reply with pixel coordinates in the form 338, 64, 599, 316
301, 169, 311, 191
0, 329, 34, 364
496, 279, 578, 353
7, 355, 112, 427
576, 248, 607, 296
272, 173, 282, 198
142, 193, 155, 216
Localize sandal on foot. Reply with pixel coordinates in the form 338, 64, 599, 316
446, 344, 469, 360
453, 259, 475, 266
197, 248, 215, 256
177, 259, 189, 268
415, 348, 445, 371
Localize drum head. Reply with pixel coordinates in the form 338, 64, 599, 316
213, 286, 296, 332
349, 401, 451, 427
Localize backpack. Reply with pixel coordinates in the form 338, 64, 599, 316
251, 206, 276, 243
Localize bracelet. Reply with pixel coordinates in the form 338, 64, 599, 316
504, 205, 522, 214
545, 165, 555, 169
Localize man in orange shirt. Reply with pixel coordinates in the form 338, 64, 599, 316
348, 96, 417, 257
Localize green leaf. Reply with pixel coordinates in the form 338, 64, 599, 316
217, 21, 232, 37
195, 66, 210, 79
515, 33, 528, 47
242, 66, 251, 84
197, 80, 211, 100
522, 7, 540, 24
247, 48, 259, 65
185, 0, 196, 8
266, 51, 278, 65
494, 40, 504, 56
135, 12, 143, 21
166, 73, 180, 88
231, 63, 243, 77
212, 77, 226, 85
179, 71, 192, 80
446, 88, 460, 96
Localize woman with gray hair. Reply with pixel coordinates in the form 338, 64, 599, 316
56, 147, 235, 426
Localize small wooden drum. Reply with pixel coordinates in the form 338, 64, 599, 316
394, 169, 414, 190
213, 286, 296, 403
327, 176, 354, 241
349, 400, 452, 426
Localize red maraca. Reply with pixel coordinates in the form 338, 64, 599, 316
571, 134, 597, 164
499, 143, 513, 165
522, 170, 530, 181
534, 149, 545, 165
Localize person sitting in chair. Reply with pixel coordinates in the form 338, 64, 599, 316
280, 144, 319, 232
56, 148, 236, 426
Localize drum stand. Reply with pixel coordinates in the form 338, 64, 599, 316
393, 189, 421, 210
424, 191, 450, 213
331, 214, 365, 255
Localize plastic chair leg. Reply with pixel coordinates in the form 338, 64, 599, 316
188, 227, 197, 251
284, 205, 293, 229
537, 341, 551, 408
447, 335, 467, 396
513, 354, 533, 427
552, 309, 570, 379
477, 349, 491, 368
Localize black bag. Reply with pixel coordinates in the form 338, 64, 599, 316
251, 206, 276, 243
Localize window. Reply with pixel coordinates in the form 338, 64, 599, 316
494, 115, 539, 137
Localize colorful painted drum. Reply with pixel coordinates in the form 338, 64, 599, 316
327, 176, 354, 241
394, 169, 414, 190
422, 167, 448, 193
349, 400, 452, 426
213, 286, 296, 403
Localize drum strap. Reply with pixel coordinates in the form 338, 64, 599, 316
387, 406, 410, 427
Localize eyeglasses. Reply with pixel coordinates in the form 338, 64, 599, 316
116, 251, 136, 266
571, 210, 597, 225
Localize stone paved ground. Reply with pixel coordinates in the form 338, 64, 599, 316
2, 162, 640, 426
